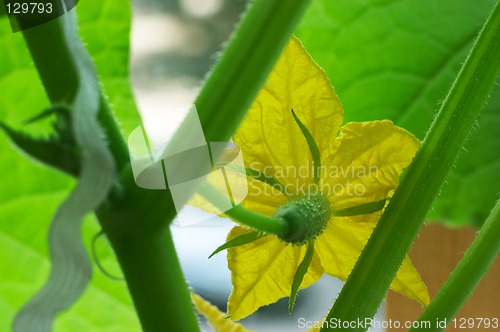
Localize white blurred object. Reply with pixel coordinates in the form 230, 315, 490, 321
181, 0, 222, 18
131, 13, 209, 59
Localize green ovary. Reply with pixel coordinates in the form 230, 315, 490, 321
275, 194, 331, 245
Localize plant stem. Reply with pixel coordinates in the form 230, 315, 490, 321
410, 199, 500, 331
195, 0, 313, 143
19, 14, 200, 332
321, 2, 500, 330
107, 226, 200, 332
21, 28, 129, 172
197, 182, 288, 236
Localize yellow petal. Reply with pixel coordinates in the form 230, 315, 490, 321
234, 36, 343, 190
191, 293, 252, 332
392, 255, 431, 306
316, 217, 429, 305
315, 217, 378, 278
227, 226, 324, 320
321, 120, 419, 210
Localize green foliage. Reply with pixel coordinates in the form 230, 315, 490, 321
209, 231, 263, 259
0, 211, 140, 331
289, 240, 314, 313
296, 0, 500, 226
291, 109, 321, 184
0, 106, 80, 176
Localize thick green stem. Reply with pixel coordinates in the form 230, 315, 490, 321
21, 26, 129, 171
107, 227, 200, 332
410, 199, 500, 331
19, 14, 199, 332
322, 2, 500, 330
96, 169, 200, 332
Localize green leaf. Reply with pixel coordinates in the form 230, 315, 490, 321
296, 0, 500, 226
333, 199, 386, 217
0, 112, 80, 177
291, 109, 321, 184
321, 1, 500, 327
289, 240, 315, 313
209, 231, 263, 258
0, 0, 140, 137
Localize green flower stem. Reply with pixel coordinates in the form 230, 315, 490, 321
322, 2, 500, 330
410, 199, 500, 332
197, 181, 288, 236
96, 169, 199, 331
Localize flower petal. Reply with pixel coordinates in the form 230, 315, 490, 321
234, 36, 343, 189
392, 256, 431, 306
316, 217, 429, 305
227, 226, 324, 320
315, 217, 378, 279
322, 120, 419, 210
191, 293, 252, 332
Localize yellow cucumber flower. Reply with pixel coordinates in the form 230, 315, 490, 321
199, 36, 429, 320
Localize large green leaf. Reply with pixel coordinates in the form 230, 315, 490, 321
296, 0, 500, 226
0, 0, 141, 330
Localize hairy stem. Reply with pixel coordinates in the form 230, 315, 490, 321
107, 227, 200, 332
322, 1, 500, 330
21, 23, 129, 171
197, 182, 288, 236
195, 0, 313, 143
